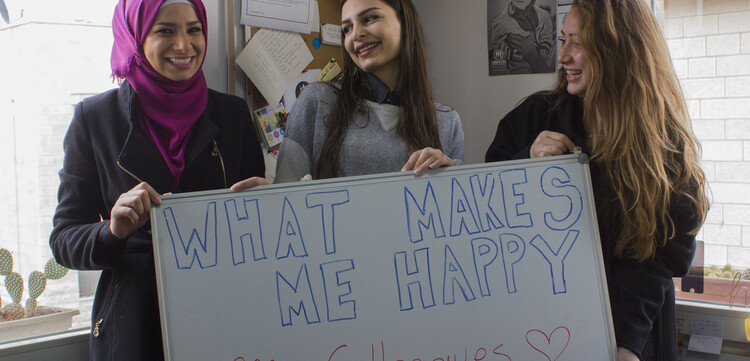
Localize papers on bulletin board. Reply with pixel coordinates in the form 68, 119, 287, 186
236, 28, 314, 105
321, 23, 342, 46
310, 1, 320, 33
254, 101, 287, 149
241, 0, 317, 34
283, 69, 321, 112
316, 58, 342, 81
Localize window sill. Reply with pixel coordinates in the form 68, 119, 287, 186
0, 308, 80, 343
0, 328, 89, 361
677, 300, 750, 343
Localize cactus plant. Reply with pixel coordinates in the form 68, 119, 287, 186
4, 272, 23, 303
0, 248, 69, 320
45, 258, 68, 280
0, 248, 12, 275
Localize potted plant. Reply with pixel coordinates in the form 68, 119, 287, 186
0, 248, 79, 343
675, 264, 750, 307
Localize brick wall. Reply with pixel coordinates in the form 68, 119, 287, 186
665, 0, 750, 268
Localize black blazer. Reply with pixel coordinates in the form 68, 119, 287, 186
486, 94, 700, 361
50, 82, 265, 360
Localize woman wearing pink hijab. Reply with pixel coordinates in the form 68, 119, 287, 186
50, 0, 267, 359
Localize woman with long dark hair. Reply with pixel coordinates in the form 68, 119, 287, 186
486, 0, 708, 360
274, 0, 463, 182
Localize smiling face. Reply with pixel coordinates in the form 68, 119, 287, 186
557, 8, 587, 97
341, 0, 402, 89
142, 3, 205, 82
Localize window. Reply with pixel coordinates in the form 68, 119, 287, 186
0, 0, 118, 343
655, 0, 750, 311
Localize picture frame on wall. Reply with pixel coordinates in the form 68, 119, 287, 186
487, 0, 560, 76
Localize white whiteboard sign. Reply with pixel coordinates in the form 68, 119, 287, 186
151, 154, 617, 361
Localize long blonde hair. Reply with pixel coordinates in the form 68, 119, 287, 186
556, 0, 708, 261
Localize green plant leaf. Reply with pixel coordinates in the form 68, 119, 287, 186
44, 259, 68, 280
3, 303, 24, 321
24, 298, 37, 318
5, 272, 23, 303
28, 271, 47, 299
0, 248, 12, 276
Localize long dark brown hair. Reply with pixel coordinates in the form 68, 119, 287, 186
315, 0, 442, 179
551, 0, 708, 261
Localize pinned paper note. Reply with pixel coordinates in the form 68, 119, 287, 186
745, 318, 749, 341
310, 1, 320, 33
254, 102, 287, 149
241, 0, 316, 34
236, 29, 314, 104
283, 69, 321, 111
321, 23, 342, 46
316, 58, 342, 82
688, 318, 723, 355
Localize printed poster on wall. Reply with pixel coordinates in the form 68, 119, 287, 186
487, 0, 560, 75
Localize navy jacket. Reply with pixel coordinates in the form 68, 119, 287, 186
50, 82, 265, 360
486, 94, 701, 361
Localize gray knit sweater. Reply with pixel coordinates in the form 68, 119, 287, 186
274, 82, 464, 183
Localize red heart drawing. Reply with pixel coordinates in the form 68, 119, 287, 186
526, 326, 571, 361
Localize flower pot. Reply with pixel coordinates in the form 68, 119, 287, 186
675, 276, 750, 307
0, 307, 80, 343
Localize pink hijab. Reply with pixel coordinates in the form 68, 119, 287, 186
111, 0, 208, 182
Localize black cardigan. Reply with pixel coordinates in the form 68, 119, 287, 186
486, 94, 700, 361
50, 82, 265, 361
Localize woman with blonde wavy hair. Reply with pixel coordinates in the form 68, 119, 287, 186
485, 0, 708, 360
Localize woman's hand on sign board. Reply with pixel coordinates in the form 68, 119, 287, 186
110, 182, 161, 240
230, 176, 271, 192
530, 131, 576, 158
402, 147, 454, 176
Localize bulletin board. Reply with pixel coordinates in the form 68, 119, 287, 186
248, 0, 343, 108
252, 0, 343, 70
151, 153, 618, 361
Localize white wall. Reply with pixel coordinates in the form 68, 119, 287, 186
204, 0, 251, 99
662, 0, 750, 268
413, 0, 557, 164
204, 1, 229, 93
